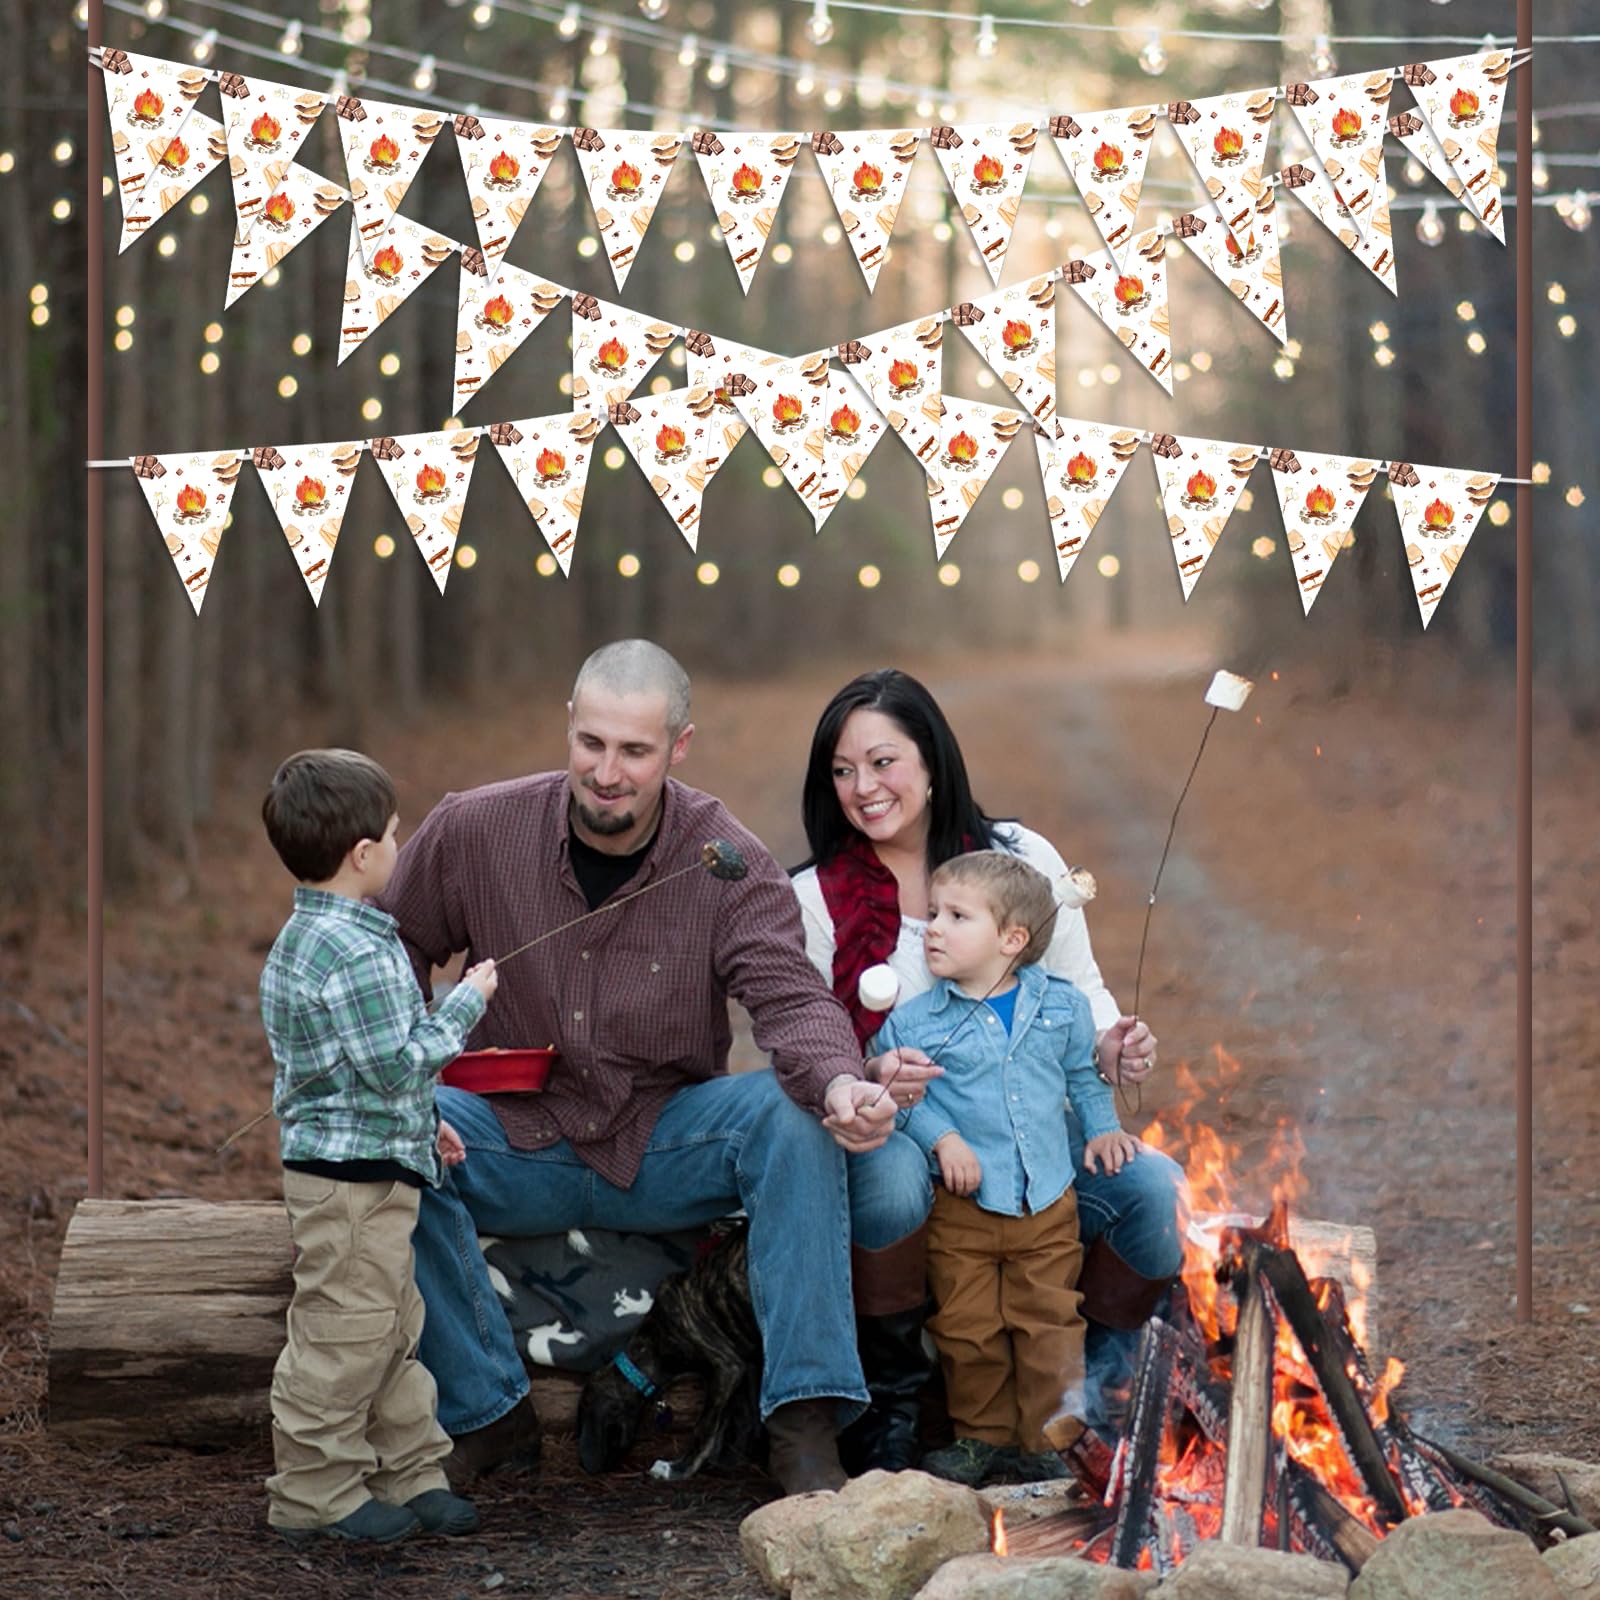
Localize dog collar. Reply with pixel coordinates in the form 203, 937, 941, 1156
611, 1351, 660, 1400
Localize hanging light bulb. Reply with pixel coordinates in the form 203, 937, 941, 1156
823, 79, 845, 109
975, 14, 997, 57
1416, 200, 1445, 246
806, 1, 834, 46
143, 0, 166, 17
329, 69, 349, 99
557, 3, 580, 37
412, 53, 436, 91
678, 34, 698, 67
705, 51, 729, 86
471, 0, 495, 28
589, 25, 611, 55
795, 71, 816, 98
639, 0, 668, 17
1565, 193, 1592, 233
1530, 117, 1541, 148
1532, 154, 1549, 191
1404, 156, 1425, 186
1248, 0, 1275, 9
279, 20, 303, 56
1138, 32, 1167, 75
1309, 34, 1336, 76
192, 28, 217, 62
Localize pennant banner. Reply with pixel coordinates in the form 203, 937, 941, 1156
1267, 448, 1380, 613
226, 161, 347, 308
130, 448, 245, 613
454, 258, 566, 409
1036, 420, 1140, 582
811, 128, 920, 292
1064, 238, 1174, 394
370, 428, 482, 593
254, 439, 366, 604
572, 127, 680, 291
335, 95, 444, 263
952, 276, 1060, 432
122, 109, 227, 253
454, 113, 562, 267
1050, 104, 1161, 269
693, 129, 803, 294
220, 73, 325, 244
1388, 460, 1498, 627
492, 413, 603, 574
929, 121, 1035, 284
924, 396, 1025, 557
102, 49, 206, 252
1152, 433, 1259, 600
1404, 52, 1512, 236
338, 213, 457, 364
1391, 112, 1503, 244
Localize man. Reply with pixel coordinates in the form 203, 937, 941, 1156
378, 641, 920, 1496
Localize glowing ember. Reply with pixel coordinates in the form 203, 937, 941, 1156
372, 243, 403, 279
132, 88, 164, 122
830, 404, 860, 436
1424, 498, 1455, 530
655, 424, 686, 455
482, 294, 514, 327
947, 431, 978, 463
369, 133, 400, 167
887, 359, 919, 391
175, 484, 207, 516
1093, 140, 1124, 173
1213, 126, 1244, 159
416, 463, 447, 495
294, 476, 325, 509
1114, 274, 1145, 305
611, 160, 642, 192
250, 111, 281, 145
536, 447, 566, 478
773, 393, 804, 423
1001, 319, 1033, 349
1450, 88, 1480, 120
972, 152, 1005, 186
1305, 484, 1335, 517
990, 1508, 1008, 1558
1066, 452, 1096, 483
1332, 108, 1363, 140
160, 138, 189, 170
263, 191, 295, 225
596, 337, 628, 370
853, 161, 883, 192
489, 150, 520, 183
731, 163, 763, 194
1187, 469, 1217, 501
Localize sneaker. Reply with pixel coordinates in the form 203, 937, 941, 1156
406, 1487, 480, 1536
274, 1498, 420, 1550
1008, 1449, 1072, 1483
919, 1437, 1012, 1487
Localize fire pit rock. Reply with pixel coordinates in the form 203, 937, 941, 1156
1495, 1455, 1600, 1526
741, 1470, 989, 1600
1543, 1531, 1600, 1598
1156, 1542, 1348, 1599
1347, 1508, 1563, 1600
914, 1552, 1155, 1599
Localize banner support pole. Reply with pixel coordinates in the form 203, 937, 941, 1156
86, 0, 105, 1199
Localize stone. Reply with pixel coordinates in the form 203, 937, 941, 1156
915, 1553, 1154, 1599
1348, 1509, 1561, 1600
1160, 1542, 1348, 1599
1494, 1455, 1600, 1525
1545, 1533, 1600, 1599
976, 1480, 1089, 1530
740, 1491, 837, 1594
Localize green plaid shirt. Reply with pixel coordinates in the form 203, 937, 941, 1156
261, 887, 486, 1184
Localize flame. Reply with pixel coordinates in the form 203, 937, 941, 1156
597, 337, 627, 370
830, 404, 860, 436
133, 88, 164, 121
295, 476, 325, 509
888, 359, 919, 391
160, 138, 189, 170
1370, 1357, 1405, 1426
369, 132, 400, 166
483, 294, 514, 327
1332, 108, 1363, 140
489, 150, 520, 183
1114, 274, 1144, 305
1186, 469, 1216, 501
1213, 126, 1244, 158
1002, 319, 1032, 349
655, 424, 686, 455
1424, 497, 1454, 530
263, 191, 295, 225
372, 243, 403, 278
947, 430, 978, 463
853, 161, 883, 192
1093, 140, 1123, 172
1450, 88, 1480, 119
251, 111, 281, 145
1305, 483, 1335, 517
973, 152, 1004, 186
1066, 452, 1096, 483
416, 463, 446, 495
731, 162, 763, 193
990, 1508, 1008, 1557
611, 159, 641, 192
536, 447, 566, 478
175, 484, 207, 516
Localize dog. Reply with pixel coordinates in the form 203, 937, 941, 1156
576, 1219, 763, 1481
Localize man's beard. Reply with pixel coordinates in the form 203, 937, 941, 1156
574, 794, 637, 837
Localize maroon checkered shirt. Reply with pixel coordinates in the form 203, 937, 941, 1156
377, 773, 863, 1187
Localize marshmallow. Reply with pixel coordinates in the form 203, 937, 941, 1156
1055, 868, 1098, 911
857, 964, 901, 1013
1204, 669, 1255, 712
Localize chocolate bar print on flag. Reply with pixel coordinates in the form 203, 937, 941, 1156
1064, 237, 1174, 394
102, 50, 206, 253
221, 74, 325, 244
1387, 461, 1499, 628
369, 427, 484, 594
922, 395, 1026, 559
929, 122, 1037, 285
1049, 103, 1161, 270
454, 114, 562, 267
809, 128, 922, 292
1267, 448, 1381, 615
610, 390, 746, 552
951, 277, 1060, 429
571, 128, 683, 291
130, 449, 246, 614
253, 439, 368, 605
453, 260, 566, 409
336, 97, 445, 264
569, 297, 682, 416
492, 413, 604, 575
337, 212, 458, 363
693, 130, 804, 293
1151, 433, 1259, 600
1035, 420, 1139, 583
225, 160, 348, 308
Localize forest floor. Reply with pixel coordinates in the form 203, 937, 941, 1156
2, 639, 1596, 1598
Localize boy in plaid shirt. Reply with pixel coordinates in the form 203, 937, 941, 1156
260, 749, 497, 1548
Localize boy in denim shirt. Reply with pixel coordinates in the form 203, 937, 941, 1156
868, 850, 1138, 1487
260, 749, 497, 1547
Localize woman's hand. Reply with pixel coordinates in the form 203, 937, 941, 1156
822, 1076, 898, 1153
864, 1045, 944, 1111
1096, 1017, 1159, 1085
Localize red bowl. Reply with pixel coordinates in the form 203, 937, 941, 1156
441, 1047, 557, 1094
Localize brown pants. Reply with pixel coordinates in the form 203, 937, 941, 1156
926, 1186, 1086, 1454
266, 1170, 452, 1528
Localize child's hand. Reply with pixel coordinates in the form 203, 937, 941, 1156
462, 958, 498, 1003
934, 1133, 983, 1196
437, 1117, 466, 1167
1084, 1130, 1140, 1175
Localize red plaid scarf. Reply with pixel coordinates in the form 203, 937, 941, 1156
816, 835, 903, 1048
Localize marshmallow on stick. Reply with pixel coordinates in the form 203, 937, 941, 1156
858, 963, 901, 1013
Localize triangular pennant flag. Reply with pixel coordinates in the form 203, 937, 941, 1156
491, 414, 603, 575
1174, 197, 1288, 346
569, 294, 680, 414
1278, 162, 1398, 294
333, 95, 445, 263
219, 72, 325, 243
949, 275, 1059, 432
120, 109, 227, 253
1390, 112, 1503, 243
225, 160, 348, 308
1035, 419, 1139, 582
692, 129, 803, 293
453, 113, 562, 267
1063, 237, 1173, 394
100, 49, 206, 252
253, 439, 367, 605
929, 122, 1036, 284
1048, 104, 1161, 269
337, 213, 458, 364
921, 395, 1027, 558
835, 315, 946, 480
1266, 448, 1381, 614
571, 127, 682, 291
611, 389, 745, 552
813, 368, 889, 532
1386, 460, 1498, 628
453, 257, 566, 410
1285, 69, 1394, 241
129, 448, 245, 614
1167, 88, 1278, 250
1402, 52, 1511, 235
369, 428, 483, 594
1150, 432, 1259, 599
809, 127, 920, 292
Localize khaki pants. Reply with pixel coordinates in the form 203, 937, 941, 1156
926, 1186, 1086, 1454
266, 1170, 452, 1528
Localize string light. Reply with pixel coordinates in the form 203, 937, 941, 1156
1138, 33, 1167, 75
192, 27, 217, 62
696, 561, 720, 585
1097, 555, 1120, 578
413, 54, 436, 92
1017, 560, 1040, 582
375, 535, 397, 559
1416, 201, 1446, 246
705, 51, 729, 86
53, 139, 74, 165
857, 565, 881, 589
1309, 33, 1336, 75
794, 70, 815, 97
143, 0, 166, 17
1532, 154, 1550, 191
557, 2, 580, 37
1566, 194, 1592, 232
589, 26, 611, 55
822, 79, 845, 108
975, 14, 997, 58
456, 545, 479, 569
278, 19, 302, 56
549, 92, 570, 121
677, 34, 698, 67
806, 0, 835, 46
777, 563, 800, 587
535, 552, 558, 576
639, 0, 668, 18
471, 0, 496, 28
938, 564, 960, 586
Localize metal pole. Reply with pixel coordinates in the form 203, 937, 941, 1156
86, 1, 105, 1198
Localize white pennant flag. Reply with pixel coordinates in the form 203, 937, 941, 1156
334, 95, 446, 263
1064, 236, 1174, 394
225, 161, 348, 308
929, 122, 1037, 284
571, 127, 683, 291
253, 439, 367, 605
1151, 433, 1260, 600
1267, 448, 1381, 614
1389, 111, 1502, 243
1402, 52, 1512, 236
692, 129, 803, 293
453, 113, 562, 267
99, 49, 206, 252
218, 72, 326, 243
922, 396, 1027, 558
611, 389, 744, 552
1278, 163, 1399, 294
950, 275, 1060, 431
1387, 460, 1499, 628
337, 213, 458, 364
1167, 89, 1278, 251
809, 128, 921, 292
1174, 197, 1288, 346
1285, 69, 1394, 241
370, 428, 483, 594
835, 316, 946, 480
453, 256, 565, 410
129, 448, 245, 614
1035, 420, 1140, 582
816, 368, 890, 532
569, 294, 680, 414
121, 109, 227, 253
491, 414, 604, 575
1048, 104, 1161, 269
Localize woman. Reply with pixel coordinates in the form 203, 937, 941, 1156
792, 669, 1186, 1460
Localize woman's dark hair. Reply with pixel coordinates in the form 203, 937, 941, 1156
795, 669, 1002, 873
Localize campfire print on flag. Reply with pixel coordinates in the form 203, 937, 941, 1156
1064, 238, 1173, 394
929, 122, 1037, 284
1152, 434, 1259, 600
1404, 51, 1512, 240
454, 258, 565, 409
454, 114, 561, 268
923, 396, 1026, 559
837, 316, 947, 483
101, 49, 205, 253
569, 297, 681, 415
693, 130, 803, 293
253, 439, 367, 605
571, 128, 682, 291
493, 413, 604, 574
334, 96, 444, 264
1035, 420, 1139, 582
130, 449, 245, 615
221, 75, 326, 244
1176, 193, 1288, 347
1387, 461, 1498, 628
810, 128, 921, 293
1168, 88, 1277, 263
1267, 449, 1380, 615
369, 428, 483, 594
225, 161, 348, 308
951, 277, 1059, 431
610, 390, 745, 552
120, 109, 226, 254
337, 213, 457, 363
1286, 69, 1393, 243
1050, 104, 1161, 270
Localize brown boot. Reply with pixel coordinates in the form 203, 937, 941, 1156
766, 1400, 847, 1496
443, 1395, 542, 1491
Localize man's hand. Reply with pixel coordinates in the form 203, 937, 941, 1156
437, 1118, 467, 1167
1083, 1129, 1140, 1175
863, 1045, 944, 1111
934, 1133, 982, 1196
822, 1076, 897, 1153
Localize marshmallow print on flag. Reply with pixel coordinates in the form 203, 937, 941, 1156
335, 96, 445, 264
1285, 69, 1394, 241
569, 295, 681, 415
121, 109, 226, 253
571, 127, 682, 291
692, 130, 803, 293
835, 316, 946, 481
130, 448, 245, 615
951, 276, 1060, 432
1402, 51, 1512, 238
928, 122, 1037, 284
1151, 434, 1260, 600
338, 214, 458, 363
1267, 448, 1381, 614
1175, 197, 1288, 346
1048, 104, 1161, 269
225, 161, 348, 308
611, 390, 743, 552
253, 439, 367, 605
453, 114, 561, 267
1278, 161, 1398, 294
1387, 460, 1499, 628
1035, 420, 1140, 582
922, 396, 1028, 558
1389, 112, 1503, 244
1064, 236, 1173, 394
492, 414, 603, 575
220, 74, 326, 243
454, 256, 566, 409
1167, 89, 1278, 253
810, 128, 921, 292
101, 50, 205, 252
370, 428, 483, 594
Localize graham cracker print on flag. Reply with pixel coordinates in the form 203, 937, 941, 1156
810, 128, 921, 292
337, 212, 458, 363
253, 438, 368, 605
104, 50, 206, 253
572, 127, 682, 291
131, 448, 246, 614
1391, 114, 1503, 244
952, 276, 1060, 431
222, 74, 325, 244
225, 160, 348, 308
1050, 103, 1161, 269
1152, 434, 1260, 600
453, 259, 565, 408
370, 427, 483, 594
929, 121, 1037, 284
1267, 448, 1381, 614
694, 131, 804, 293
454, 114, 561, 266
1064, 236, 1173, 394
1279, 160, 1399, 294
1035, 419, 1139, 583
492, 412, 604, 575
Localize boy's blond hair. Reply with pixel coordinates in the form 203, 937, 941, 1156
929, 849, 1058, 967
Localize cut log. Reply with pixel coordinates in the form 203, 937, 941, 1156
1284, 1458, 1381, 1573
1219, 1254, 1275, 1546
1109, 1317, 1180, 1569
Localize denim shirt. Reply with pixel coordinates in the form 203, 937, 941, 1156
868, 965, 1120, 1218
